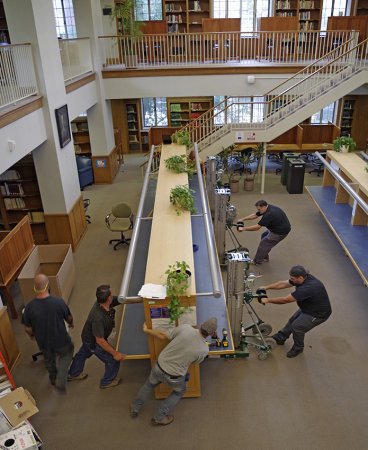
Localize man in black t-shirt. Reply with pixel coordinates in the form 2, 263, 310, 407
68, 285, 126, 389
238, 199, 291, 265
23, 273, 74, 390
259, 265, 332, 358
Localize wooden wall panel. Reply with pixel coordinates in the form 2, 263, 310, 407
0, 307, 20, 371
44, 195, 87, 250
91, 147, 119, 184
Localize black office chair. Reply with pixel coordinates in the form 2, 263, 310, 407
308, 153, 325, 177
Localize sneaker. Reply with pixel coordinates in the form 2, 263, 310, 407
100, 377, 122, 389
130, 404, 138, 418
250, 259, 262, 265
151, 415, 174, 426
67, 373, 88, 381
272, 334, 286, 345
286, 346, 304, 358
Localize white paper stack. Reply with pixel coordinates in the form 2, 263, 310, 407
138, 284, 167, 299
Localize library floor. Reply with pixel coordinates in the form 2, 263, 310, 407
9, 154, 368, 450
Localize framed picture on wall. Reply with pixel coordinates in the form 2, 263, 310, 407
55, 104, 71, 148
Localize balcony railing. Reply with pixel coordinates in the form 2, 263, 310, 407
0, 43, 38, 109
59, 38, 93, 83
99, 30, 358, 70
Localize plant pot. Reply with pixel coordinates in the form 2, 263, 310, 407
230, 180, 239, 193
244, 175, 255, 191
340, 145, 349, 153
175, 269, 191, 291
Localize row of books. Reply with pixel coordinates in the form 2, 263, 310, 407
171, 103, 185, 112
27, 211, 45, 224
1, 182, 24, 196
165, 4, 182, 12
0, 170, 20, 181
167, 15, 183, 23
4, 197, 26, 210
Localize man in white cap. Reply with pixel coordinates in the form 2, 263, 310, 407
130, 317, 218, 426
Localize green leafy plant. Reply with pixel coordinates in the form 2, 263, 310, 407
165, 154, 195, 178
171, 130, 192, 147
165, 261, 191, 323
333, 136, 356, 152
111, 0, 143, 58
365, 165, 368, 173
170, 185, 196, 215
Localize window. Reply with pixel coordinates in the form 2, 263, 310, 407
53, 0, 77, 39
311, 102, 336, 124
214, 96, 265, 124
135, 0, 162, 21
142, 98, 168, 127
213, 0, 271, 33
320, 0, 348, 31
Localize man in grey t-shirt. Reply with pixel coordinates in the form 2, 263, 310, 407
130, 317, 218, 426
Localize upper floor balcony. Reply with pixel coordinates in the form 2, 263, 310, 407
99, 30, 359, 77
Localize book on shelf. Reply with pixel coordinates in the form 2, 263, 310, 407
171, 104, 182, 112
71, 123, 78, 132
27, 211, 45, 224
4, 197, 26, 209
4, 182, 24, 196
127, 105, 135, 113
0, 170, 21, 181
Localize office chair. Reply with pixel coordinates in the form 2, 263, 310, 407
308, 153, 325, 177
105, 203, 134, 250
83, 198, 91, 224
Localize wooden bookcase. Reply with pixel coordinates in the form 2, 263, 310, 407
338, 96, 368, 149
167, 97, 213, 127
163, 0, 210, 33
355, 0, 368, 15
273, 0, 321, 31
327, 15, 368, 41
124, 99, 142, 152
0, 0, 10, 44
0, 154, 48, 244
72, 117, 91, 156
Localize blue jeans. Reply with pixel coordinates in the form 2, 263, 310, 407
277, 309, 328, 349
131, 363, 187, 422
68, 342, 120, 387
43, 341, 74, 389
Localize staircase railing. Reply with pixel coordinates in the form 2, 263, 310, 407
179, 36, 368, 149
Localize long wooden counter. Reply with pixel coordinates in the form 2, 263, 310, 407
306, 151, 368, 286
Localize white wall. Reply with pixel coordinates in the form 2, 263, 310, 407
0, 109, 47, 174
102, 73, 294, 99
67, 80, 99, 120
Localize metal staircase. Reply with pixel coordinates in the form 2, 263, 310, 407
176, 36, 368, 158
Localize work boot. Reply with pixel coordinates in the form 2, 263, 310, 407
67, 373, 88, 381
151, 415, 174, 426
286, 346, 304, 358
100, 377, 122, 389
272, 334, 286, 345
129, 404, 138, 418
250, 259, 262, 265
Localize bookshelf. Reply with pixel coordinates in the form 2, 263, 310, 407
274, 0, 321, 31
124, 99, 142, 152
338, 96, 368, 149
0, 0, 10, 44
167, 97, 213, 127
71, 117, 91, 156
340, 98, 355, 138
0, 154, 48, 244
355, 0, 368, 15
163, 0, 210, 33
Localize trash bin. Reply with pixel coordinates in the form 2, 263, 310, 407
287, 159, 305, 194
280, 152, 299, 185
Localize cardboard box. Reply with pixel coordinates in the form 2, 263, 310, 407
0, 388, 38, 431
18, 244, 75, 304
0, 422, 38, 449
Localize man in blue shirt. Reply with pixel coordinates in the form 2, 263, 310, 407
259, 265, 332, 358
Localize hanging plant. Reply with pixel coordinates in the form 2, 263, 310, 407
165, 261, 191, 323
170, 185, 196, 215
165, 154, 195, 178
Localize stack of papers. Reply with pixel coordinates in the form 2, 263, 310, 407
138, 284, 167, 299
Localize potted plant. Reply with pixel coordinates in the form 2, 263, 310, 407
111, 0, 142, 69
171, 130, 192, 147
169, 185, 196, 215
165, 261, 191, 323
242, 143, 264, 191
333, 136, 356, 153
165, 154, 195, 178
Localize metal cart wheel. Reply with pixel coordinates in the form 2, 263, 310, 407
264, 338, 275, 349
257, 351, 269, 361
252, 323, 272, 336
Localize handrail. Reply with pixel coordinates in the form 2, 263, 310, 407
118, 145, 156, 301
263, 32, 358, 97
359, 151, 368, 162
193, 143, 221, 298
315, 152, 368, 215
